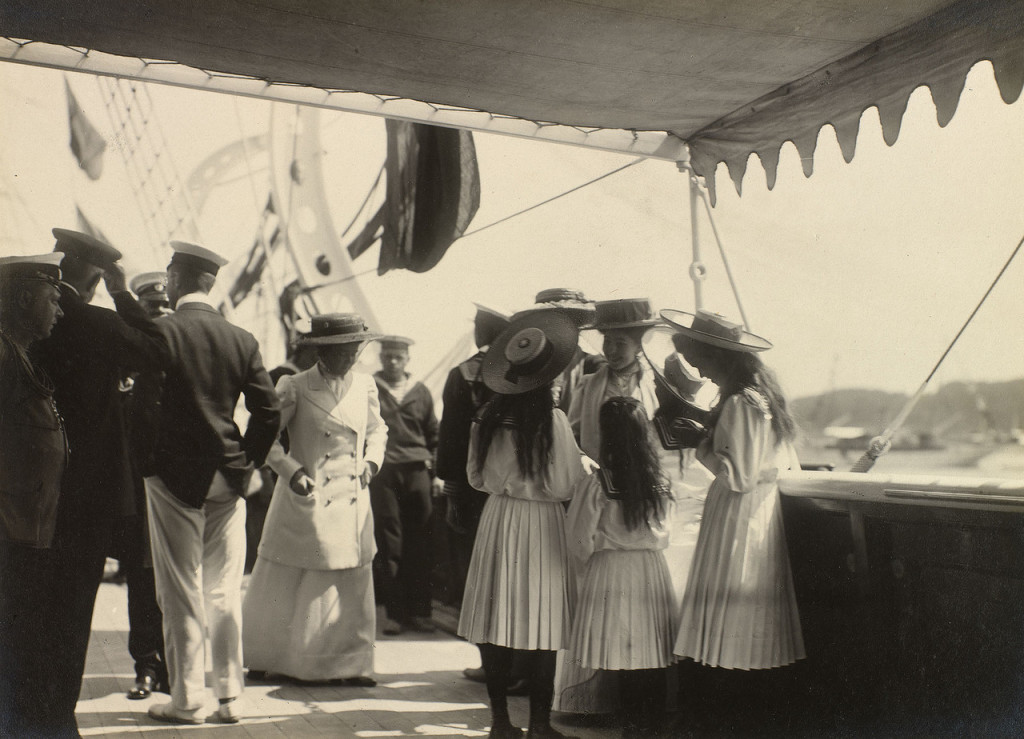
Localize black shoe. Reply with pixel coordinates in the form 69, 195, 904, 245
406, 616, 436, 633
247, 669, 269, 681
342, 676, 377, 687
128, 674, 156, 700
489, 722, 524, 739
381, 617, 404, 636
463, 666, 487, 682
507, 678, 530, 696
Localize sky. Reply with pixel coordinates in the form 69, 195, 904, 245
1, 60, 1023, 403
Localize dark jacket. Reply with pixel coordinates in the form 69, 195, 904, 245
31, 287, 168, 525
150, 301, 279, 507
0, 337, 67, 548
374, 373, 438, 466
436, 352, 491, 484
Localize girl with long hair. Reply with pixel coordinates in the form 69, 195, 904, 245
457, 312, 590, 739
564, 397, 678, 738
661, 309, 804, 732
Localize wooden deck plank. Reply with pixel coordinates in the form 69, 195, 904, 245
77, 581, 625, 737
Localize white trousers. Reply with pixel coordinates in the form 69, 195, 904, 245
146, 473, 246, 710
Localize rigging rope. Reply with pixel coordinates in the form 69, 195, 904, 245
460, 158, 644, 239
850, 231, 1024, 472
96, 77, 204, 262
338, 163, 385, 238
304, 157, 646, 294
231, 97, 281, 300
697, 183, 751, 330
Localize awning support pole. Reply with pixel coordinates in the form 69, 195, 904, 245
679, 161, 704, 311
678, 159, 752, 328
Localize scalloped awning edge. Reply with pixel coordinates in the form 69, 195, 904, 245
687, 0, 1024, 206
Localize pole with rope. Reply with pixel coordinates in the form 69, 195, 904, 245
677, 157, 706, 312
850, 232, 1024, 473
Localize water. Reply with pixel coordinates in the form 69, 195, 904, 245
795, 441, 1024, 479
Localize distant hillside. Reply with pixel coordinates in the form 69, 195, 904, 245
791, 379, 1024, 442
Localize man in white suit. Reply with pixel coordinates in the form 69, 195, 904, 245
242, 313, 388, 685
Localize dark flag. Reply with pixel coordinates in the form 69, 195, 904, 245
227, 196, 281, 307
377, 121, 480, 274
65, 78, 107, 180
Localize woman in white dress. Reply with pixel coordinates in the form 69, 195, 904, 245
564, 396, 677, 738
567, 298, 660, 460
662, 309, 804, 728
242, 313, 386, 685
458, 311, 590, 739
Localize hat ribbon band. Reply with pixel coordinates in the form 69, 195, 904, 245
504, 341, 555, 386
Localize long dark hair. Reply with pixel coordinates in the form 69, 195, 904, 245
706, 347, 797, 443
599, 397, 670, 531
474, 384, 554, 479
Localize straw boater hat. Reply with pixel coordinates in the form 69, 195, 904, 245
169, 240, 228, 275
591, 297, 661, 332
660, 309, 772, 352
52, 228, 122, 270
299, 313, 381, 345
0, 253, 64, 286
511, 288, 596, 328
482, 311, 579, 395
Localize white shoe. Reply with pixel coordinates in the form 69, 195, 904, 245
215, 698, 242, 724
148, 701, 208, 725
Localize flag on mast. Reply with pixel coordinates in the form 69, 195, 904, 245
65, 78, 107, 180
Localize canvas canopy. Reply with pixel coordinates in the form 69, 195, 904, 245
2, 0, 1022, 201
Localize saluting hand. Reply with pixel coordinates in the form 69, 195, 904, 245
103, 263, 128, 294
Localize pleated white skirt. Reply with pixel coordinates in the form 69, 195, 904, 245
458, 494, 574, 651
242, 559, 375, 680
568, 549, 678, 670
674, 478, 805, 670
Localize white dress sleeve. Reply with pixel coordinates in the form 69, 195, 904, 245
547, 409, 588, 496
266, 373, 302, 483
565, 473, 602, 565
709, 393, 770, 494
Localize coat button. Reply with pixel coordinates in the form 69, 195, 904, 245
325, 475, 332, 483
324, 452, 331, 459
325, 431, 331, 437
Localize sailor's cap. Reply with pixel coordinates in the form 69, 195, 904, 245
377, 335, 415, 350
0, 252, 64, 285
129, 271, 168, 298
169, 240, 228, 275
52, 228, 122, 270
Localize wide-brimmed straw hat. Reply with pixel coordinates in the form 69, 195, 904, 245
299, 313, 380, 345
511, 288, 596, 328
482, 311, 579, 394
660, 309, 771, 352
591, 298, 660, 331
